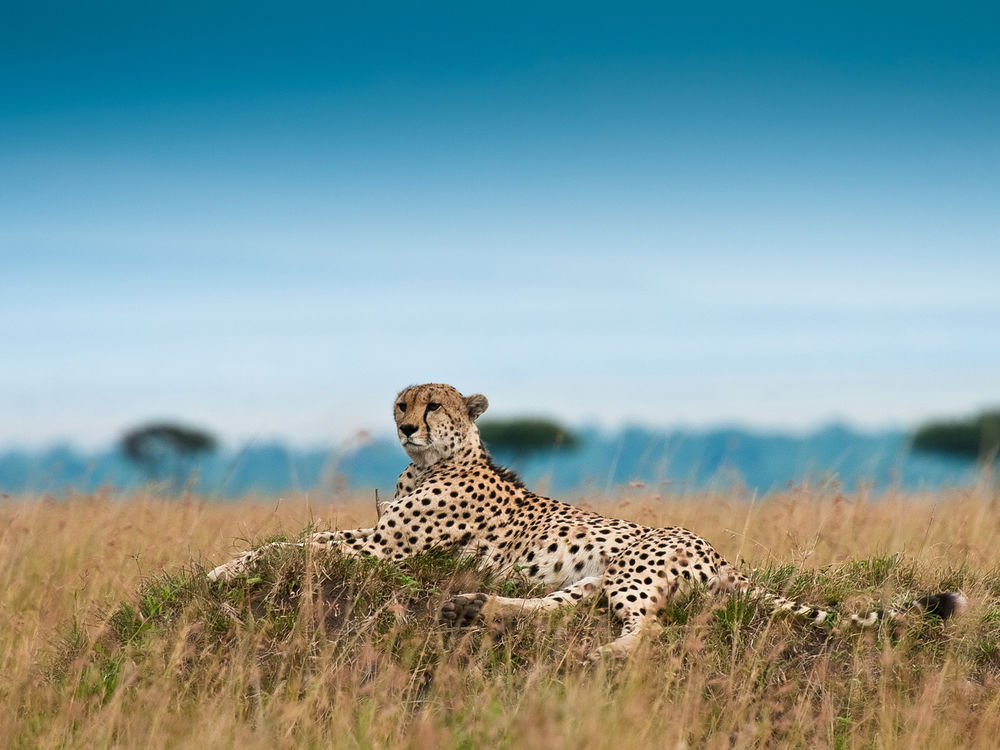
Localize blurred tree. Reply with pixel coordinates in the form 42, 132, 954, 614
478, 418, 579, 459
121, 423, 217, 490
912, 410, 1000, 464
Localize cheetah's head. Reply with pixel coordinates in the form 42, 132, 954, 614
394, 383, 489, 467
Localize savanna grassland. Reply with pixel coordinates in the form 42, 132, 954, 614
3, 484, 1000, 749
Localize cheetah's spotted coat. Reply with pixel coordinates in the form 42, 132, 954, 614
208, 383, 966, 659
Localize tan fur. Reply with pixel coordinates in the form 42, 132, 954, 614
208, 383, 966, 659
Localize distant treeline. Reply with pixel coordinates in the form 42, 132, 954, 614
0, 425, 981, 498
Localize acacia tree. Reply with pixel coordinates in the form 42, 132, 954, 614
121, 423, 217, 490
912, 410, 1000, 465
478, 418, 579, 459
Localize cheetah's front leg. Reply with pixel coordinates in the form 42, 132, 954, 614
206, 528, 379, 582
440, 576, 603, 625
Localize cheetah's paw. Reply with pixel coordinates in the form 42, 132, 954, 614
440, 593, 488, 627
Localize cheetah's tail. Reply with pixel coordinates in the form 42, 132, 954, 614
729, 571, 968, 627
842, 590, 969, 627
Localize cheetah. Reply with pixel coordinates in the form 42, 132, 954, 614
207, 383, 967, 659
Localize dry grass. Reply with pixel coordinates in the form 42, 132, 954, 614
3, 484, 1000, 749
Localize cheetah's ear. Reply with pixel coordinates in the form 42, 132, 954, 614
464, 394, 489, 421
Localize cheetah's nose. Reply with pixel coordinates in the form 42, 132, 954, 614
400, 424, 418, 437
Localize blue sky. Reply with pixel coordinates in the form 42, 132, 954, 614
2, 2, 998, 448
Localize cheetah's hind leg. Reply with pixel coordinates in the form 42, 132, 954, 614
586, 574, 673, 662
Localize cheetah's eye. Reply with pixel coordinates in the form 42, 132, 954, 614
397, 402, 406, 412
426, 402, 441, 412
